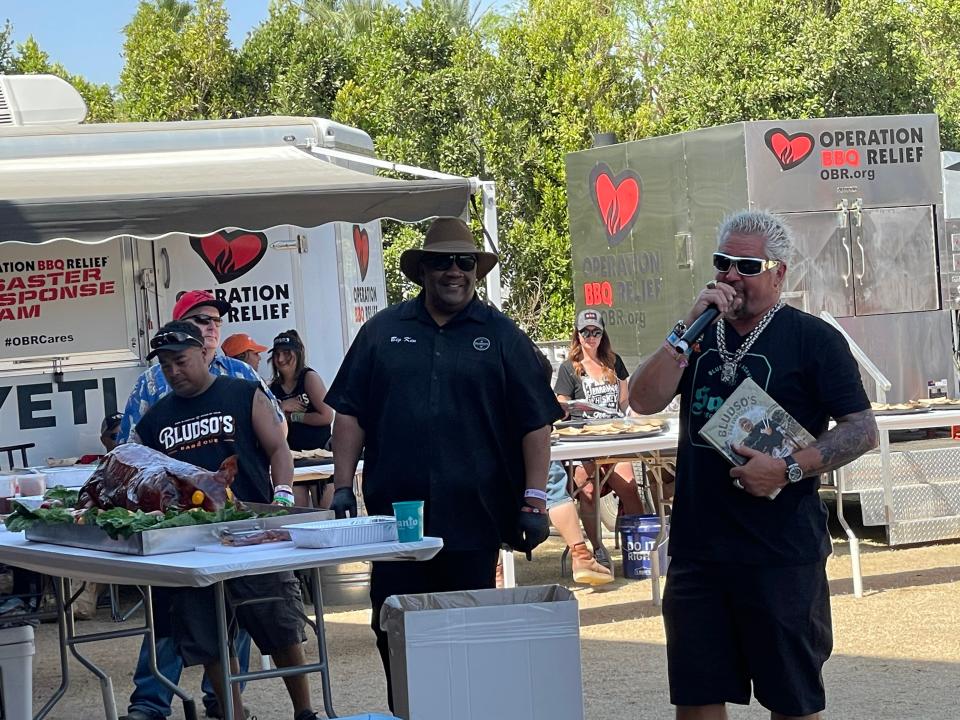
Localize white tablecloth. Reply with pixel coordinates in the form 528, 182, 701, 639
0, 532, 441, 587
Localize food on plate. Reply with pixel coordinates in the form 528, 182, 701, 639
917, 396, 960, 406
46, 457, 80, 467
871, 401, 922, 411
290, 448, 333, 460
219, 528, 292, 546
554, 418, 666, 437
78, 444, 237, 513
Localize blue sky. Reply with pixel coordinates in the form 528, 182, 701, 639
2, 1, 277, 86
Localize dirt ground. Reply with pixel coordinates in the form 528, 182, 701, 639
21, 527, 960, 720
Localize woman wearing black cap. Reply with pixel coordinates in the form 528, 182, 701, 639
554, 309, 646, 564
269, 330, 335, 506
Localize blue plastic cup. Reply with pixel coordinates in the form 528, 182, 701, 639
392, 500, 424, 542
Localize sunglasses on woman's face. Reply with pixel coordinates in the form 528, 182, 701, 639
579, 328, 603, 339
422, 254, 478, 272
712, 252, 780, 277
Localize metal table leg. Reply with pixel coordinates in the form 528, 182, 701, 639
32, 579, 196, 720
216, 570, 341, 719
310, 567, 336, 718
215, 581, 236, 720
33, 578, 70, 720
834, 468, 863, 598
142, 587, 197, 720
59, 578, 118, 720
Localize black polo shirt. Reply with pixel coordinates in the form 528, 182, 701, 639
326, 293, 562, 551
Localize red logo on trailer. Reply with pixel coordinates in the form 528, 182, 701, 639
189, 230, 268, 284
589, 163, 642, 247
764, 128, 815, 170
352, 225, 370, 281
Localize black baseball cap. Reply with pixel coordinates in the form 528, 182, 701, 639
146, 321, 205, 360
269, 334, 303, 354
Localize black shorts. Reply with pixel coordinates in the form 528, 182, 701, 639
662, 557, 832, 716
171, 571, 307, 667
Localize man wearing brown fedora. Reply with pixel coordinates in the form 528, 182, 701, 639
326, 217, 563, 709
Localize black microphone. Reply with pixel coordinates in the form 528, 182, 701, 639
674, 305, 720, 355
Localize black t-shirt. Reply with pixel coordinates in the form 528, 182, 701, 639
672, 305, 870, 565
325, 294, 564, 552
270, 368, 331, 451
554, 354, 629, 417
135, 376, 273, 504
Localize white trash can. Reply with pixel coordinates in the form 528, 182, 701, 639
0, 624, 35, 720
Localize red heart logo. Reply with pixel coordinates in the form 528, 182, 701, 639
353, 225, 370, 281
189, 230, 268, 284
764, 128, 814, 171
589, 164, 642, 246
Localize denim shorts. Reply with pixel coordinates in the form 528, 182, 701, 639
545, 461, 572, 510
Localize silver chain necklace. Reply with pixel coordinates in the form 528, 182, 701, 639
715, 301, 784, 385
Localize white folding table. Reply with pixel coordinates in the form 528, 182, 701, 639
0, 532, 442, 720
550, 430, 680, 604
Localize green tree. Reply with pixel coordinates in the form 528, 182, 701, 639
456, 0, 647, 338
639, 0, 931, 134
11, 36, 116, 122
302, 0, 391, 41
911, 0, 960, 149
234, 0, 353, 117
0, 20, 14, 72
332, 3, 483, 305
118, 0, 236, 121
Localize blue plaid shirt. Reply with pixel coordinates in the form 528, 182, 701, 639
117, 354, 282, 443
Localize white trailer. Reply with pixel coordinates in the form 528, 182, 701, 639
0, 75, 499, 462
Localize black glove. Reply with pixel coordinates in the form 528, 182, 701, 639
515, 507, 550, 560
330, 487, 358, 519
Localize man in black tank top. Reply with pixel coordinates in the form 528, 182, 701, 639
134, 322, 321, 720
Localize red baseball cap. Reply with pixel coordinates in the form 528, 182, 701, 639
222, 333, 268, 358
172, 290, 232, 321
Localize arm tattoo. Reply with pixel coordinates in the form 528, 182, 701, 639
809, 409, 879, 475
255, 389, 283, 425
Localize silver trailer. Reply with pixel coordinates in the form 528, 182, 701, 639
566, 114, 955, 403
566, 115, 960, 555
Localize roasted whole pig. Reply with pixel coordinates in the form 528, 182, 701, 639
78, 444, 237, 512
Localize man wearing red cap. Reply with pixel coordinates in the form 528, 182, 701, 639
118, 290, 282, 444
221, 333, 269, 373
117, 290, 283, 720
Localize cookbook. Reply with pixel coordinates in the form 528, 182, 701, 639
698, 377, 814, 498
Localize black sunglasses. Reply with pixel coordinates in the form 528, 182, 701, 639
579, 328, 603, 339
150, 331, 203, 350
107, 432, 119, 441
185, 313, 222, 327
422, 254, 478, 272
712, 252, 780, 277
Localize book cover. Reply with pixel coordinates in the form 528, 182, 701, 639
698, 377, 815, 497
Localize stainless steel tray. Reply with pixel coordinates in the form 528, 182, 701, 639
24, 503, 334, 555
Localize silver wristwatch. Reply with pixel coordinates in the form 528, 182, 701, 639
784, 454, 803, 483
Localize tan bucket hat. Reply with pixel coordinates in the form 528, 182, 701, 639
399, 218, 499, 285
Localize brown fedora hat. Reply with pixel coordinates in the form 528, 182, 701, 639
399, 218, 499, 285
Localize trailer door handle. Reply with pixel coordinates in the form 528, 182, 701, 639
160, 248, 171, 289
855, 237, 866, 282
840, 233, 852, 288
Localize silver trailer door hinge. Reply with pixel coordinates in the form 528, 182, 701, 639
271, 234, 308, 253
675, 232, 693, 269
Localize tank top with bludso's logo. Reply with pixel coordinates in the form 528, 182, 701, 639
135, 376, 272, 503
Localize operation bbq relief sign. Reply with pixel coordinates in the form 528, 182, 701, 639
0, 239, 128, 359
745, 114, 942, 211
